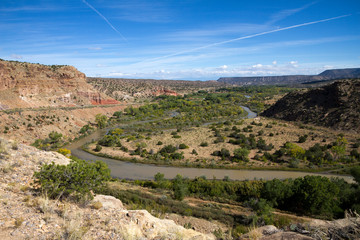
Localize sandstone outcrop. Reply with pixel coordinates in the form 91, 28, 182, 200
0, 59, 119, 109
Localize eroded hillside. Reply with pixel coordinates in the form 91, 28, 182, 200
0, 60, 118, 110
0, 60, 124, 143
261, 79, 360, 132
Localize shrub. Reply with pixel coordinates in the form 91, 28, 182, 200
32, 158, 111, 202
157, 141, 163, 145
57, 148, 71, 157
212, 148, 230, 159
95, 114, 108, 129
233, 148, 250, 162
200, 142, 208, 147
98, 135, 120, 147
159, 145, 177, 154
298, 134, 308, 143
94, 144, 102, 152
179, 143, 189, 149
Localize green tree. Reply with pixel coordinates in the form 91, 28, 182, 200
291, 176, 340, 218
233, 148, 250, 162
350, 166, 360, 184
284, 142, 305, 159
247, 198, 274, 226
331, 137, 347, 161
172, 174, 188, 201
48, 131, 62, 144
95, 114, 108, 129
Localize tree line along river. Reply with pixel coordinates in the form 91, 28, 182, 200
66, 106, 353, 182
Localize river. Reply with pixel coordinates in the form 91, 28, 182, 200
67, 107, 353, 182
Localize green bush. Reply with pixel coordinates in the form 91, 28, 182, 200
179, 143, 189, 149
32, 158, 111, 202
94, 144, 102, 152
233, 148, 250, 162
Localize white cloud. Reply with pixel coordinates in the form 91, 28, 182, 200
220, 65, 228, 69
267, 2, 317, 25
101, 61, 332, 80
272, 60, 277, 65
252, 64, 263, 68
88, 47, 102, 50
10, 54, 23, 59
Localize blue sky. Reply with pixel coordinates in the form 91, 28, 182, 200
1, 0, 360, 80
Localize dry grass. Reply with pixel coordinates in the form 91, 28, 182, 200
91, 201, 103, 210
246, 225, 262, 240
92, 117, 359, 169
14, 217, 24, 228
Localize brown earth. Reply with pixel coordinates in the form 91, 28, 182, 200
0, 105, 129, 144
0, 59, 119, 110
261, 79, 360, 133
89, 117, 359, 169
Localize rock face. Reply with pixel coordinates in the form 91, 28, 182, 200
0, 59, 119, 109
261, 79, 360, 132
217, 68, 360, 85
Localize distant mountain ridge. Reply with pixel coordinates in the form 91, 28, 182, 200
217, 68, 360, 85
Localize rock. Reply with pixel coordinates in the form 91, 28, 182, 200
92, 195, 124, 210
0, 59, 119, 109
260, 232, 314, 240
260, 225, 279, 235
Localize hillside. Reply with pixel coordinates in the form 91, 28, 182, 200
1, 137, 359, 240
217, 68, 360, 85
87, 77, 226, 100
0, 138, 214, 239
0, 59, 125, 143
261, 79, 360, 132
0, 59, 118, 110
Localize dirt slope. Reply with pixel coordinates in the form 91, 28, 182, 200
0, 59, 118, 110
261, 79, 360, 132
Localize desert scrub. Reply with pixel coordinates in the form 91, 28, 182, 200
32, 157, 111, 202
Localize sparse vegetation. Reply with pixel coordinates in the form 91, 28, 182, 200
32, 157, 111, 202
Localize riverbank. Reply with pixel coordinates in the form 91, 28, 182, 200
83, 143, 354, 174
66, 104, 357, 182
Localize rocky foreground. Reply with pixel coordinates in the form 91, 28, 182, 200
0, 137, 359, 240
0, 138, 214, 239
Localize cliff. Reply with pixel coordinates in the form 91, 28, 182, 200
261, 79, 360, 132
0, 59, 119, 110
217, 68, 360, 85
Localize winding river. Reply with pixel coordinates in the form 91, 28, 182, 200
67, 107, 353, 182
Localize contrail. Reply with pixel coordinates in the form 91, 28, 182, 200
140, 14, 351, 63
82, 0, 127, 41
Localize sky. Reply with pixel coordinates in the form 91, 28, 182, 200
1, 0, 360, 80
